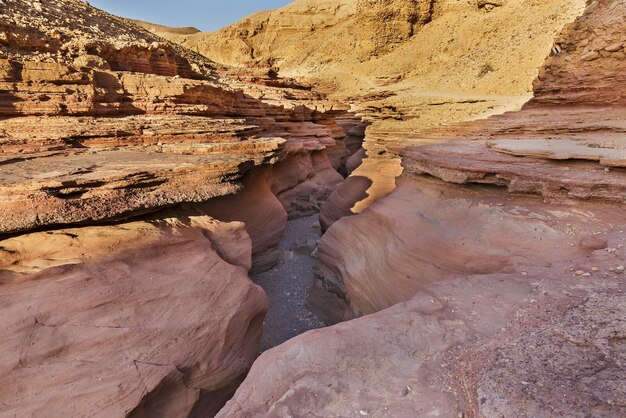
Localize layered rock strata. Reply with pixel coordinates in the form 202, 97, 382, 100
219, 1, 626, 416
0, 0, 360, 416
314, 0, 626, 319
152, 0, 586, 104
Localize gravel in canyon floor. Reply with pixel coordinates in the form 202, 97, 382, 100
252, 214, 326, 352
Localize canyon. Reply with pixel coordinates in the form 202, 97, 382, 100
1, 0, 624, 417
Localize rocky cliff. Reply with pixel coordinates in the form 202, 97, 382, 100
2, 0, 625, 417
154, 0, 586, 101
151, 0, 592, 237
0, 0, 362, 415
218, 1, 626, 416
531, 0, 626, 106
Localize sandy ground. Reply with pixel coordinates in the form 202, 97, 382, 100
251, 214, 326, 352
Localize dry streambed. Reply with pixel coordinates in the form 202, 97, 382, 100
251, 214, 326, 352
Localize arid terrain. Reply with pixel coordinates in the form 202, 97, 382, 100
1, 0, 624, 417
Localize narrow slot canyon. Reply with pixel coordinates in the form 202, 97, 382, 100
251, 213, 325, 352
1, 0, 625, 417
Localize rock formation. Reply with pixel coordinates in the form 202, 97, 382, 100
217, 0, 626, 416
151, 0, 589, 236
2, 0, 625, 416
0, 0, 361, 415
219, 271, 625, 417
1, 213, 267, 417
153, 0, 586, 102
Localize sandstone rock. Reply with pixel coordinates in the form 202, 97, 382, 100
150, 0, 585, 103
315, 0, 626, 320
131, 19, 201, 36
4, 1, 625, 417
579, 234, 608, 251
605, 42, 623, 52
219, 272, 625, 417
199, 167, 288, 273
0, 1, 362, 416
316, 175, 626, 319
214, 2, 626, 417
581, 50, 600, 61
0, 213, 268, 417
478, 0, 506, 10
146, 0, 589, 228
0, 2, 359, 237
73, 54, 111, 69
531, 0, 626, 106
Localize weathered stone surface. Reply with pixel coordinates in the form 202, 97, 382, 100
0, 1, 361, 417
531, 0, 626, 106
219, 268, 625, 417
0, 1, 359, 237
0, 0, 214, 78
313, 0, 626, 321
146, 0, 589, 230
399, 108, 626, 202
4, 0, 625, 417
0, 213, 267, 417
316, 175, 626, 319
156, 0, 585, 102
216, 1, 626, 417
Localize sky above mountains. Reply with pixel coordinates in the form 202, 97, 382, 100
89, 0, 292, 32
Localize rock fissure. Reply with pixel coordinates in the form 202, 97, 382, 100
2, 0, 625, 417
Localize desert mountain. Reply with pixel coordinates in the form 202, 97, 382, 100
154, 0, 585, 100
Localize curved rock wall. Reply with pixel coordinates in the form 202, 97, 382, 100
314, 0, 626, 320
0, 1, 362, 416
0, 213, 267, 417
218, 1, 626, 416
219, 265, 625, 417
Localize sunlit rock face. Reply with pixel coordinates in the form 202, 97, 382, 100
2, 0, 625, 417
0, 213, 268, 417
0, 0, 361, 416
217, 1, 626, 417
314, 0, 626, 322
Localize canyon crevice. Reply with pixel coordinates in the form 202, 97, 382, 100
0, 0, 362, 415
1, 0, 625, 417
213, 0, 626, 417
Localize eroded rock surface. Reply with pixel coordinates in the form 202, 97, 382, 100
0, 212, 267, 417
0, 0, 360, 416
218, 269, 625, 418
218, 1, 626, 416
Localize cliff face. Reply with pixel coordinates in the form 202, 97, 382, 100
0, 0, 362, 415
315, 0, 626, 327
218, 1, 626, 417
0, 0, 213, 77
3, 0, 625, 416
154, 0, 586, 101
0, 0, 360, 237
153, 0, 590, 240
353, 0, 435, 54
531, 0, 626, 106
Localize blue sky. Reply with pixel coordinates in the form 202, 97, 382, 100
89, 0, 293, 32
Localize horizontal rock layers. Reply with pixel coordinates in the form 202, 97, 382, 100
315, 0, 626, 319
0, 55, 358, 234
219, 1, 626, 416
530, 0, 626, 107
0, 1, 362, 416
